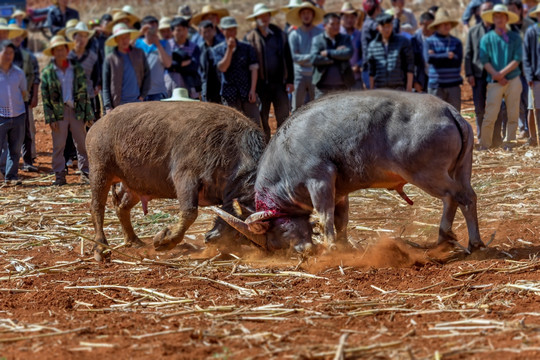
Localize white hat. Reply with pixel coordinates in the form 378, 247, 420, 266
66, 21, 95, 41
111, 5, 141, 23
281, 0, 303, 12
105, 23, 140, 47
161, 88, 199, 102
43, 35, 75, 56
286, 2, 325, 28
246, 3, 280, 20
158, 17, 172, 31
57, 18, 79, 37
480, 4, 520, 25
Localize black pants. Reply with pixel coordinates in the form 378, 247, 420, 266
21, 103, 34, 165
257, 82, 290, 140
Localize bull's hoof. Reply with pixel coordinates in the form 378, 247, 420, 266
93, 247, 111, 262
125, 236, 146, 248
467, 240, 486, 253
327, 243, 338, 252
153, 228, 181, 251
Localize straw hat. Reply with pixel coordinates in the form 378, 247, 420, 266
191, 5, 229, 26
281, 0, 303, 12
529, 6, 540, 17
57, 18, 79, 36
481, 4, 520, 24
105, 23, 140, 47
341, 2, 365, 24
158, 17, 172, 31
43, 35, 75, 56
111, 5, 141, 24
0, 20, 26, 39
10, 9, 27, 19
246, 3, 280, 20
161, 88, 199, 102
178, 5, 196, 20
428, 9, 459, 29
66, 21, 94, 41
285, 2, 325, 27
107, 11, 139, 32
8, 24, 28, 39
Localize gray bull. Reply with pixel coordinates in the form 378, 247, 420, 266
214, 90, 484, 253
86, 102, 266, 261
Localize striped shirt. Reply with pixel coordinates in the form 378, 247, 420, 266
426, 33, 463, 89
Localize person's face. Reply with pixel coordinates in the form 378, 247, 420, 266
172, 25, 189, 44
0, 30, 9, 41
52, 44, 68, 61
159, 27, 172, 40
200, 26, 216, 43
492, 12, 509, 29
222, 27, 237, 39
391, 0, 405, 10
421, 19, 434, 35
255, 13, 271, 28
115, 33, 131, 50
11, 35, 23, 48
73, 31, 89, 49
377, 22, 393, 39
0, 46, 14, 67
299, 8, 315, 26
341, 13, 357, 29
203, 13, 220, 26
325, 17, 341, 37
436, 22, 452, 36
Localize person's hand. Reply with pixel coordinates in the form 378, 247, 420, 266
94, 86, 101, 96
468, 76, 476, 87
492, 72, 504, 82
336, 45, 347, 50
499, 77, 508, 86
352, 65, 359, 73
286, 83, 294, 94
448, 51, 454, 59
428, 49, 434, 55
49, 122, 59, 132
406, 85, 413, 92
181, 59, 191, 67
226, 37, 236, 50
248, 89, 257, 103
529, 81, 534, 88
30, 94, 38, 108
413, 82, 423, 93
320, 50, 328, 57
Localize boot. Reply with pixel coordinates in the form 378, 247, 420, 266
53, 170, 67, 186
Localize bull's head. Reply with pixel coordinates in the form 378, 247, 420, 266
210, 207, 313, 253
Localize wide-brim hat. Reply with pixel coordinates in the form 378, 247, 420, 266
10, 9, 27, 19
530, 6, 540, 18
66, 21, 95, 41
219, 16, 238, 30
107, 11, 140, 32
281, 0, 303, 12
105, 23, 140, 47
191, 5, 230, 26
428, 9, 460, 29
43, 35, 75, 56
161, 88, 199, 102
481, 4, 520, 24
158, 17, 172, 31
246, 3, 280, 20
57, 18, 79, 36
341, 1, 365, 24
111, 5, 141, 23
286, 2, 325, 27
0, 23, 26, 39
7, 24, 28, 39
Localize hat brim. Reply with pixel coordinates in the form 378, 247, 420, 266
285, 5, 325, 28
106, 14, 140, 32
161, 97, 199, 102
246, 9, 281, 20
11, 10, 27, 19
191, 9, 229, 26
111, 8, 141, 23
529, 8, 540, 17
0, 26, 26, 39
66, 28, 95, 41
43, 41, 75, 56
428, 19, 460, 30
105, 29, 140, 47
480, 9, 520, 25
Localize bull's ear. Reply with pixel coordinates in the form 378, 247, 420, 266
232, 199, 255, 217
210, 206, 267, 249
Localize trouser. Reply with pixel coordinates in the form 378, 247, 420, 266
222, 96, 261, 127
519, 74, 529, 133
315, 84, 348, 100
472, 76, 505, 143
0, 113, 25, 180
258, 82, 290, 140
21, 103, 36, 165
292, 74, 315, 112
362, 69, 370, 89
480, 76, 522, 148
52, 106, 89, 175
428, 86, 461, 112
144, 93, 167, 101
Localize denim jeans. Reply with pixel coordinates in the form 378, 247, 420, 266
0, 113, 26, 180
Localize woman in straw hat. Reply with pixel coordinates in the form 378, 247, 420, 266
425, 9, 463, 112
287, 2, 324, 111
41, 35, 94, 185
102, 23, 150, 113
44, 0, 80, 36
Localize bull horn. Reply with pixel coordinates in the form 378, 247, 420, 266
210, 206, 267, 249
245, 210, 281, 224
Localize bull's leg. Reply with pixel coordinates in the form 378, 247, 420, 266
307, 173, 337, 250
89, 170, 113, 262
153, 175, 199, 251
112, 183, 145, 248
334, 195, 350, 246
437, 196, 459, 245
457, 190, 484, 252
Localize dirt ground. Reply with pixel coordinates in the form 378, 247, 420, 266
2, 80, 540, 360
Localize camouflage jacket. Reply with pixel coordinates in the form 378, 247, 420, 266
41, 59, 94, 124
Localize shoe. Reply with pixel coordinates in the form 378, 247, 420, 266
80, 172, 90, 184
5, 179, 22, 186
517, 130, 530, 139
65, 159, 73, 168
53, 171, 67, 186
524, 138, 538, 147
22, 164, 38, 172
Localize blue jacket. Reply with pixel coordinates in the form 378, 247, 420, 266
426, 33, 463, 89
367, 32, 414, 89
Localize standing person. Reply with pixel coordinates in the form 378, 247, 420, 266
311, 12, 355, 98
479, 4, 523, 150
410, 12, 434, 92
158, 17, 173, 40
213, 16, 260, 125
102, 23, 150, 113
522, 6, 540, 145
167, 17, 201, 99
340, 2, 364, 89
0, 40, 26, 185
41, 36, 93, 185
462, 0, 502, 32
367, 13, 414, 91
245, 3, 294, 140
135, 16, 172, 101
190, 5, 229, 46
426, 9, 463, 111
198, 20, 221, 103
45, 0, 80, 36
390, 0, 418, 35
287, 2, 324, 111
9, 10, 29, 48
465, 1, 504, 144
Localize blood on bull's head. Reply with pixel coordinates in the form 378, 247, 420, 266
210, 207, 313, 253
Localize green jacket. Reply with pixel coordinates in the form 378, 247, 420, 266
41, 59, 94, 124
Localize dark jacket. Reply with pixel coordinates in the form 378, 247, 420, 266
367, 32, 414, 89
102, 47, 150, 110
523, 24, 540, 83
45, 6, 79, 35
361, 14, 400, 71
198, 40, 221, 103
465, 22, 492, 79
310, 32, 355, 88
244, 24, 294, 85
410, 30, 427, 90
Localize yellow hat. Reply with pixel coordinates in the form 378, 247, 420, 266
481, 4, 520, 24
158, 17, 172, 31
57, 18, 79, 36
246, 3, 280, 20
428, 9, 460, 30
285, 2, 325, 28
8, 24, 28, 39
111, 5, 141, 24
191, 5, 229, 26
66, 21, 95, 41
105, 23, 140, 47
0, 21, 26, 39
43, 35, 75, 56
